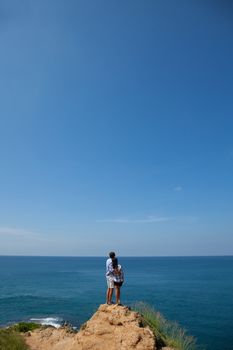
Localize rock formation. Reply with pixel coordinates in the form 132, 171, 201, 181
24, 304, 156, 350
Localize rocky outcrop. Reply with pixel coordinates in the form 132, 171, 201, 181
24, 304, 156, 350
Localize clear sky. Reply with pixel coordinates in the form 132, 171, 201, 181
0, 0, 233, 256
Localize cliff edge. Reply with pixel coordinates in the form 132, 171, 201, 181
24, 304, 156, 350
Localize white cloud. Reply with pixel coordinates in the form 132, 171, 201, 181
96, 216, 174, 224
0, 227, 39, 237
174, 186, 182, 192
97, 215, 198, 224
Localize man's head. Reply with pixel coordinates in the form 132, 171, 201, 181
109, 251, 115, 259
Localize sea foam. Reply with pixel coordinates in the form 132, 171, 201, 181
30, 317, 62, 328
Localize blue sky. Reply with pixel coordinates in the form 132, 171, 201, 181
0, 0, 233, 256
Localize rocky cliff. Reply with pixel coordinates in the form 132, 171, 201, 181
24, 304, 157, 350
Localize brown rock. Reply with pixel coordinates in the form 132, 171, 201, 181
24, 304, 156, 350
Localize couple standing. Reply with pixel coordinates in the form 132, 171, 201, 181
106, 251, 124, 305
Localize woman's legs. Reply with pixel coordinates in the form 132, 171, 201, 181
115, 286, 121, 304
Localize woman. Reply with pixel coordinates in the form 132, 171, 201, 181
112, 258, 124, 305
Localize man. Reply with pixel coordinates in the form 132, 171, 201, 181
106, 251, 115, 305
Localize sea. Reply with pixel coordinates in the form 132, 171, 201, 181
0, 256, 233, 350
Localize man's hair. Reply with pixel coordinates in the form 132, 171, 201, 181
109, 251, 115, 259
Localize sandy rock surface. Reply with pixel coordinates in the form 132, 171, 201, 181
24, 304, 156, 350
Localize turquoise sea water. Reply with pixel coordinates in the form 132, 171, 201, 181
0, 256, 232, 349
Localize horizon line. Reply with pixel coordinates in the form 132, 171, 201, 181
0, 254, 232, 258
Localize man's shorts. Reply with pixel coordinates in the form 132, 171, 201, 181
106, 276, 114, 288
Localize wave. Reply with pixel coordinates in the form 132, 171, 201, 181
30, 317, 63, 328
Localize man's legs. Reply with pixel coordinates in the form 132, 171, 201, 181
106, 277, 114, 304
106, 287, 114, 304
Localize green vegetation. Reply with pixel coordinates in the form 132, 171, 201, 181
0, 328, 28, 350
11, 322, 40, 333
135, 302, 198, 350
0, 322, 40, 350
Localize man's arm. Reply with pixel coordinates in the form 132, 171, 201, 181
106, 259, 114, 275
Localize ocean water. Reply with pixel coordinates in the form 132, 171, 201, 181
0, 256, 233, 349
